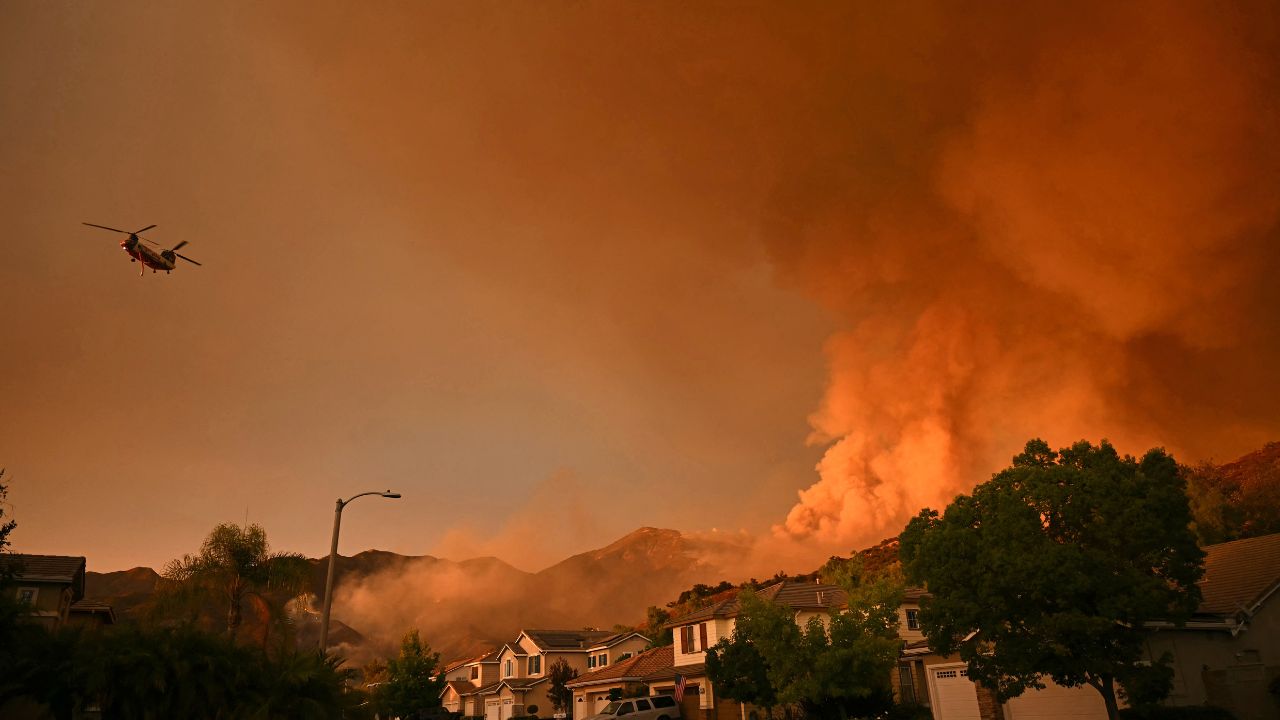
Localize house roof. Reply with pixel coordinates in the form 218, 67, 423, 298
1197, 533, 1280, 617
68, 599, 115, 623
585, 632, 650, 651
466, 680, 504, 697
499, 642, 529, 657
566, 646, 674, 688
0, 554, 86, 600
642, 662, 705, 683
665, 580, 847, 627
441, 680, 476, 698
499, 677, 549, 691
443, 649, 500, 674
520, 629, 622, 651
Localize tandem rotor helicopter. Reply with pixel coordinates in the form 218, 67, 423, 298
82, 222, 202, 276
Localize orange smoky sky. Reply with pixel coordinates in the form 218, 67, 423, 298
1, 2, 1278, 574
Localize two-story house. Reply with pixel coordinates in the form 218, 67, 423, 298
1, 554, 87, 629
652, 580, 847, 720
566, 645, 675, 719
440, 650, 501, 716
478, 629, 651, 720
897, 585, 1113, 720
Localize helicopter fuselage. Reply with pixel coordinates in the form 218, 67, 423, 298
121, 236, 175, 272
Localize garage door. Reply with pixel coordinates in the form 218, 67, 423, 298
930, 666, 980, 720
486, 700, 502, 720
1004, 681, 1108, 720
502, 698, 515, 720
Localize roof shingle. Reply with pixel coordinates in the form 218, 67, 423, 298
567, 646, 673, 687
1197, 533, 1280, 617
665, 580, 847, 627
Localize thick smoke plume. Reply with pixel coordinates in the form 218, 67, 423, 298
772, 1, 1280, 546
257, 1, 1280, 562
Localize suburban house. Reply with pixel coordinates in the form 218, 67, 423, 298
1141, 532, 1280, 720
441, 650, 501, 716
1, 554, 88, 629
896, 588, 1110, 720
897, 531, 1280, 720
660, 579, 848, 720
471, 629, 651, 720
566, 645, 675, 719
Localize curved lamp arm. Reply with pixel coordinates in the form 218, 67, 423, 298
319, 489, 401, 649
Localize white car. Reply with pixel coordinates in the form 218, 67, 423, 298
585, 696, 681, 720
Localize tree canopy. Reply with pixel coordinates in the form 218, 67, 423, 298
159, 523, 311, 643
376, 629, 444, 719
706, 573, 901, 720
547, 657, 579, 714
900, 439, 1205, 720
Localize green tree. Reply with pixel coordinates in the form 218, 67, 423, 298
378, 629, 444, 718
160, 523, 311, 642
706, 582, 899, 720
643, 606, 672, 647
547, 657, 579, 715
900, 439, 1204, 720
704, 629, 776, 714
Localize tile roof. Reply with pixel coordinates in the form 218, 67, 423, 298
69, 599, 116, 624
642, 662, 705, 682
1, 554, 86, 599
586, 632, 648, 650
499, 677, 549, 690
442, 681, 475, 697
521, 629, 620, 651
1197, 533, 1280, 617
566, 646, 674, 688
444, 649, 500, 673
665, 580, 847, 627
468, 681, 503, 697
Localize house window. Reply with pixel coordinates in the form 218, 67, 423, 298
898, 664, 916, 703
505, 659, 514, 677
679, 625, 695, 653
16, 587, 37, 605
906, 609, 919, 631
619, 652, 633, 661
587, 656, 597, 669
528, 656, 542, 675
596, 653, 607, 667
471, 666, 479, 680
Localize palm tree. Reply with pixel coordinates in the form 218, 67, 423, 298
161, 523, 312, 643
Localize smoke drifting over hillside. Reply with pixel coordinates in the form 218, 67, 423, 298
767, 1, 1280, 546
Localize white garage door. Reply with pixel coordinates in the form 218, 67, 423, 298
502, 698, 515, 720
930, 665, 981, 720
486, 700, 502, 720
1004, 681, 1108, 720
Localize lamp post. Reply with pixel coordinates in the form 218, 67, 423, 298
319, 489, 401, 650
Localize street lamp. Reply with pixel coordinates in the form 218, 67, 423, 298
319, 490, 401, 650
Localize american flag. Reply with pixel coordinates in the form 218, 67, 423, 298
673, 674, 687, 702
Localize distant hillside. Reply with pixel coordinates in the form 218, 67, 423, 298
83, 526, 725, 663
83, 567, 160, 623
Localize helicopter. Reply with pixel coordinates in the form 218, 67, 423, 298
82, 222, 202, 276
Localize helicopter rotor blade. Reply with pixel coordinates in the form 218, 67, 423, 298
132, 224, 157, 234
170, 240, 188, 252
82, 222, 129, 234
175, 253, 202, 266
136, 235, 162, 247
